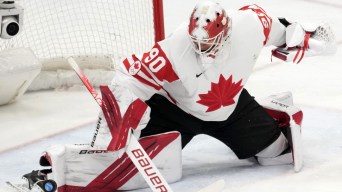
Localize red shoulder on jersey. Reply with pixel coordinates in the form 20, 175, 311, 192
239, 4, 272, 45
123, 43, 179, 90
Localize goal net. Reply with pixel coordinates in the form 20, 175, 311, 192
0, 0, 164, 90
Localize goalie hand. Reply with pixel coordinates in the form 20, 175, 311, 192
272, 22, 337, 64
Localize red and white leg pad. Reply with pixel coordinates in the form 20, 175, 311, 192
258, 92, 304, 172
39, 131, 182, 191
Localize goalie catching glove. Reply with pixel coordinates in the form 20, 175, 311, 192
272, 19, 337, 64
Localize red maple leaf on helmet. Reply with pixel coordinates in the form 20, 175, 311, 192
197, 75, 243, 112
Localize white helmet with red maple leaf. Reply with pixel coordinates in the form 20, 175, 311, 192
188, 1, 231, 59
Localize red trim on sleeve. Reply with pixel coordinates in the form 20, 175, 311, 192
141, 43, 179, 83
123, 56, 162, 90
122, 43, 179, 91
240, 4, 272, 45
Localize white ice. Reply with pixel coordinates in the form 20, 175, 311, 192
1, 0, 342, 191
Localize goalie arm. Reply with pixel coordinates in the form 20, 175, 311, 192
241, 4, 337, 63
115, 42, 179, 101
92, 43, 180, 150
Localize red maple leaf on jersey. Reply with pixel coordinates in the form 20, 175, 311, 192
197, 75, 243, 112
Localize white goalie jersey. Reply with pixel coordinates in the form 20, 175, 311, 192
94, 4, 335, 150
113, 5, 287, 121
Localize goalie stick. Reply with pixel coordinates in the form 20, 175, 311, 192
68, 57, 173, 192
67, 57, 226, 192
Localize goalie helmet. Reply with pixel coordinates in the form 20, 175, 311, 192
188, 1, 231, 59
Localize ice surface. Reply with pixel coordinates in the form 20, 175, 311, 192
1, 0, 342, 191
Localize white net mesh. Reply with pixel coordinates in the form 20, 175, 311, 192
0, 0, 161, 90
0, 0, 156, 60
311, 23, 336, 45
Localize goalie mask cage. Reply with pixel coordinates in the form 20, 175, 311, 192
0, 0, 164, 90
